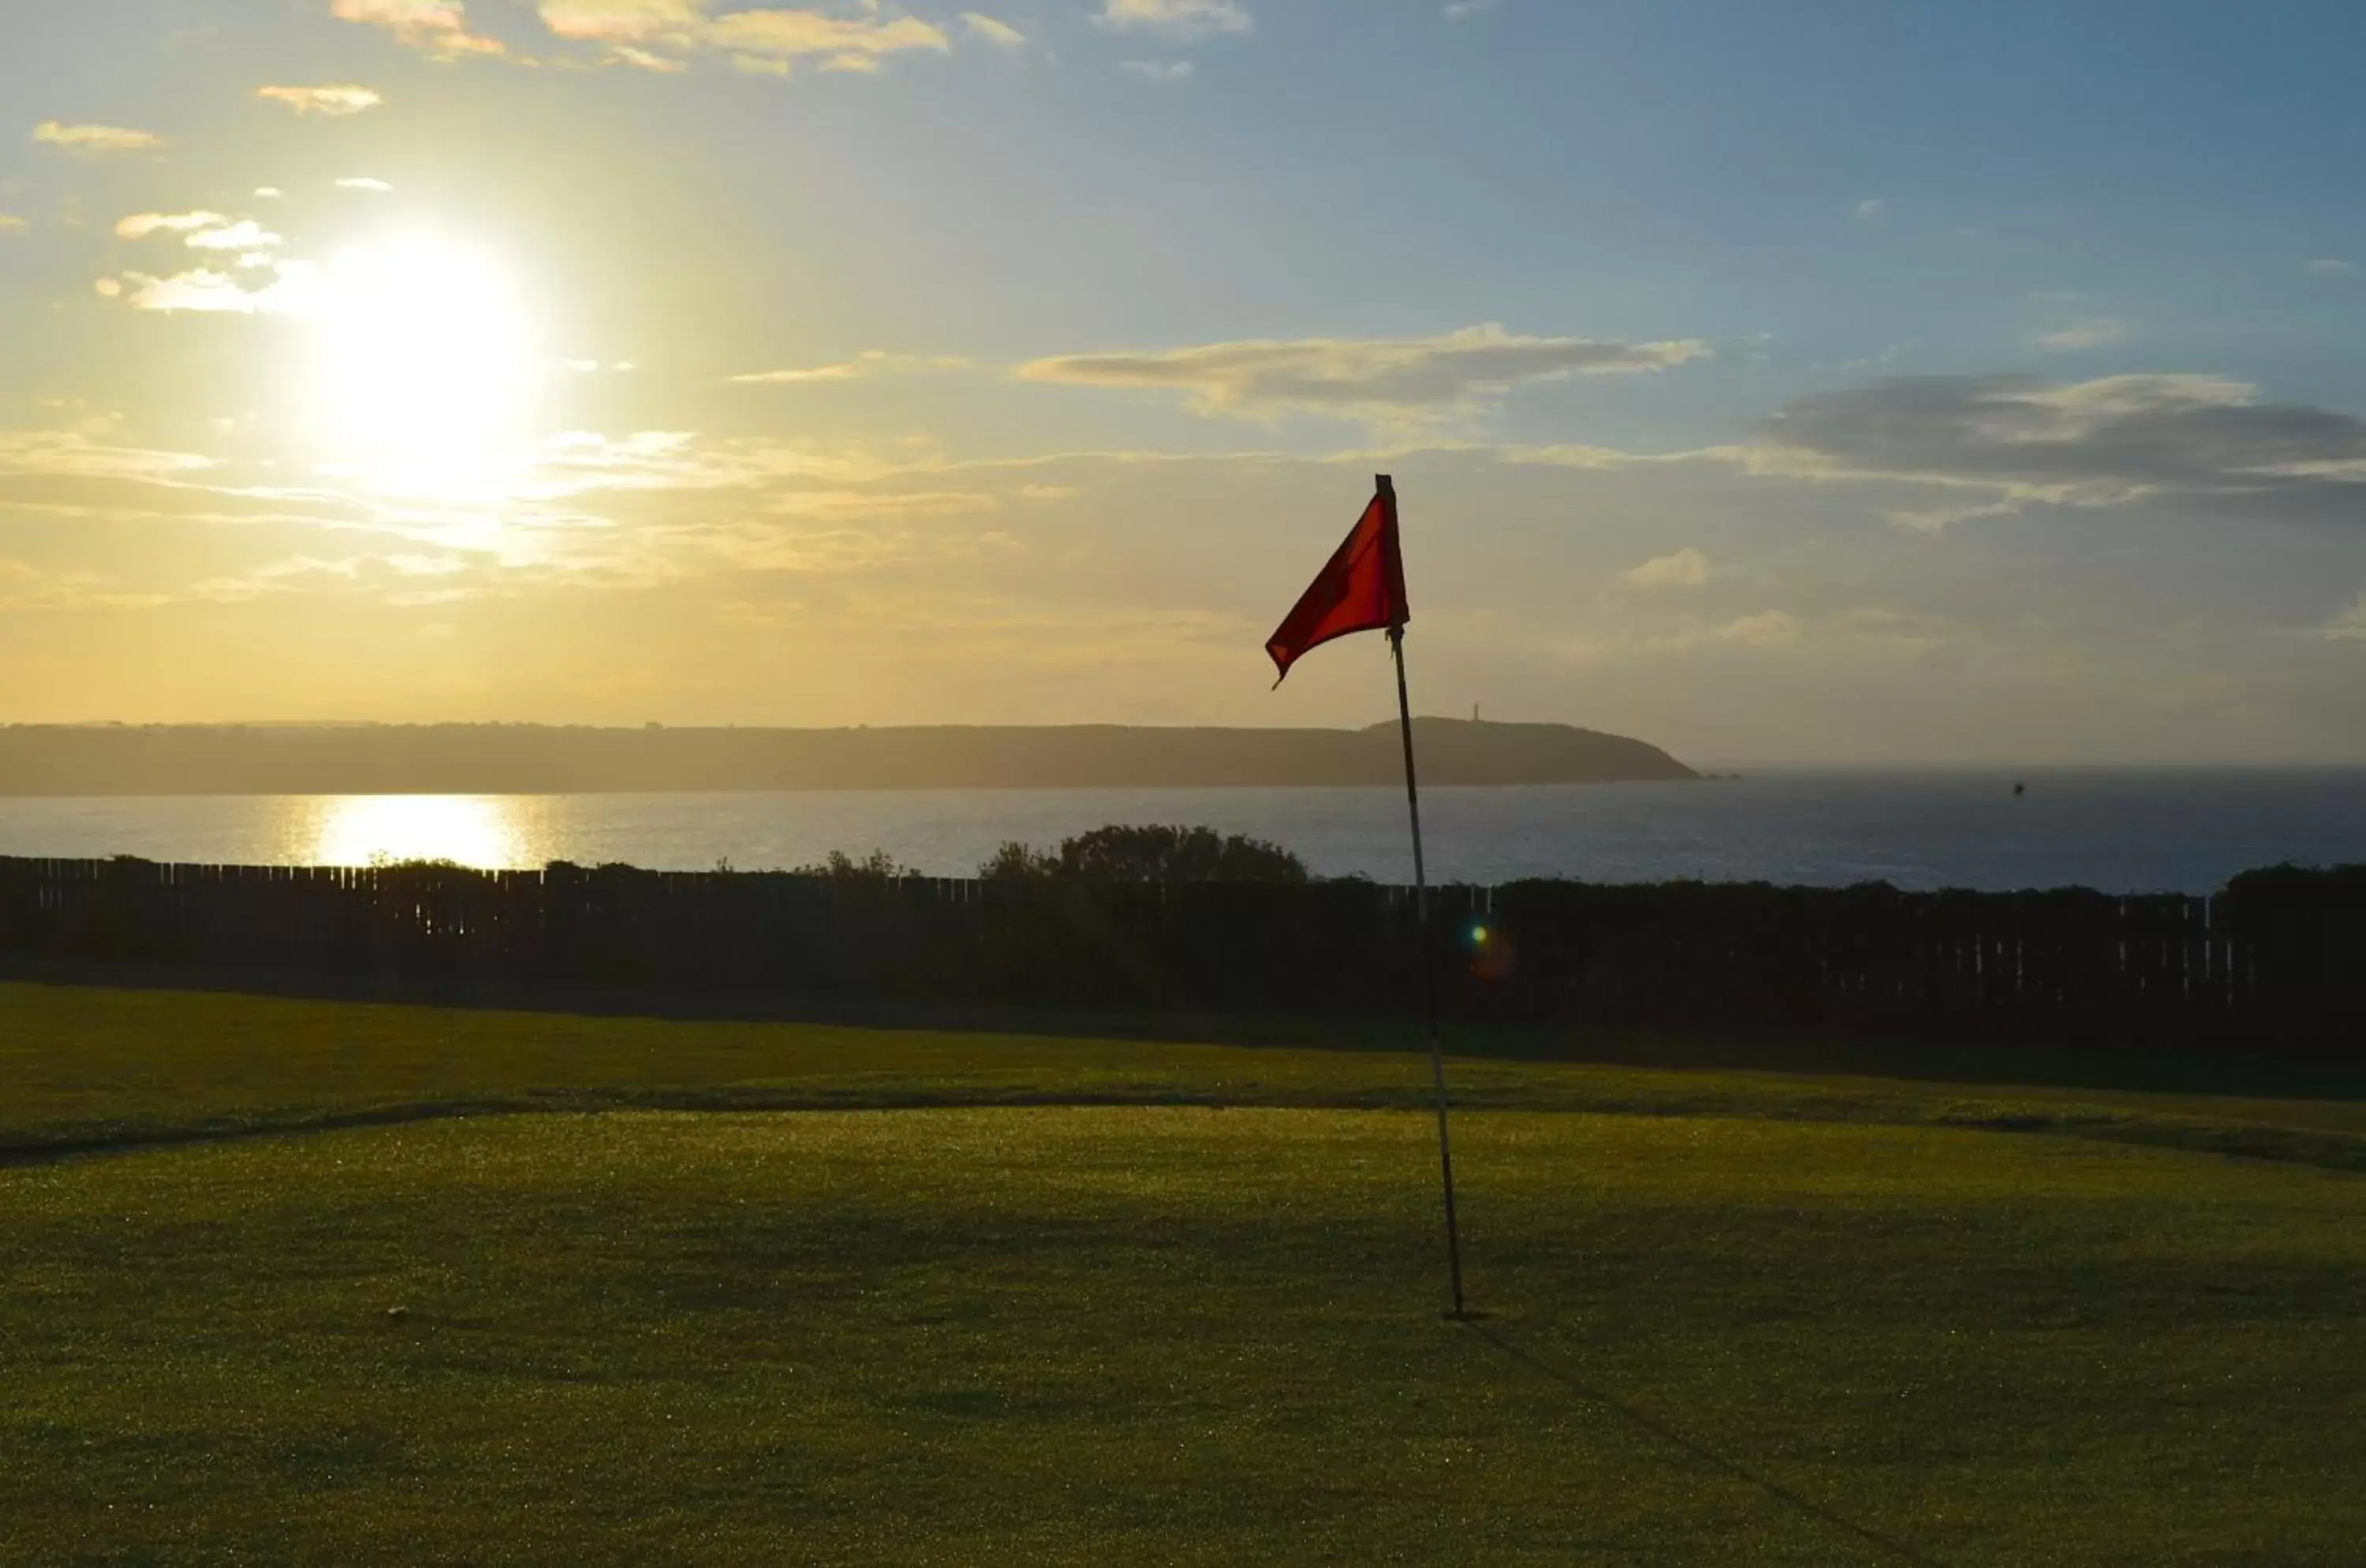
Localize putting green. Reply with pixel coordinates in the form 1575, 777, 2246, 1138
6, 1099, 2363, 1565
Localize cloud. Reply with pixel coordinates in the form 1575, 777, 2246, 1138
766, 490, 1000, 522
1711, 610, 1800, 646
184, 220, 284, 252
0, 214, 24, 235
0, 555, 181, 614
106, 262, 323, 315
1442, 0, 1498, 18
115, 211, 228, 239
331, 0, 507, 58
1517, 368, 2366, 537
537, 2, 949, 73
118, 271, 266, 314
2322, 593, 2366, 641
2307, 258, 2357, 277
6, 416, 2356, 754
532, 429, 886, 495
660, 514, 1017, 579
1853, 197, 1886, 225
1093, 0, 1252, 40
961, 13, 1025, 47
1880, 498, 2025, 533
2036, 317, 2129, 353
1121, 59, 1194, 80
257, 84, 386, 115
117, 212, 282, 252
32, 121, 164, 155
1546, 606, 1818, 664
0, 429, 218, 483
706, 9, 947, 65
1018, 324, 1707, 420
1621, 547, 1710, 589
730, 350, 969, 385
337, 177, 395, 191
1755, 373, 2366, 516
533, 0, 703, 43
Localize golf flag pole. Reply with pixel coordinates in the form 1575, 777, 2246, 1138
1383, 484, 1468, 1320
1266, 474, 1467, 1317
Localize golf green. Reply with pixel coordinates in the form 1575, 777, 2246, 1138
3, 982, 2362, 1564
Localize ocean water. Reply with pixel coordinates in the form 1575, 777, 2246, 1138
2, 770, 2362, 894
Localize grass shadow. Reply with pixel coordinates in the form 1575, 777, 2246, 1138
1465, 1319, 1950, 1568
6, 954, 2364, 1110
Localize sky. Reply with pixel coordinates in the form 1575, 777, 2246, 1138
3, 0, 2364, 763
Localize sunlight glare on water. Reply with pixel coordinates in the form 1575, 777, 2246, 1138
305, 795, 535, 869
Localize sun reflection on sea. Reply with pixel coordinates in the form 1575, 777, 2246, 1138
308, 796, 529, 869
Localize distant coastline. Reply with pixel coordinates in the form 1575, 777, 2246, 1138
0, 719, 1697, 797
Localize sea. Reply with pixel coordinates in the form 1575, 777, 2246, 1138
2, 769, 2362, 894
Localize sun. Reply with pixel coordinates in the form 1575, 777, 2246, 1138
307, 233, 542, 493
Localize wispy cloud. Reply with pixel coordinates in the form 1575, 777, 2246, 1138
184, 220, 284, 252
0, 555, 182, 614
1442, 0, 1498, 19
337, 177, 395, 191
1881, 499, 2025, 533
1853, 197, 1886, 225
32, 121, 164, 155
331, 0, 507, 58
1709, 610, 1800, 647
532, 0, 711, 47
117, 212, 282, 253
1020, 324, 1707, 420
1509, 366, 2366, 538
960, 13, 1026, 47
2036, 318, 2129, 353
102, 263, 322, 315
2322, 592, 2366, 641
1093, 0, 1252, 41
532, 429, 887, 495
2306, 258, 2357, 278
705, 9, 949, 71
1754, 371, 2366, 518
1621, 547, 1711, 589
0, 429, 219, 483
0, 214, 26, 235
538, 2, 949, 74
115, 211, 228, 240
1545, 607, 1821, 663
730, 350, 970, 384
257, 84, 386, 115
1121, 59, 1194, 81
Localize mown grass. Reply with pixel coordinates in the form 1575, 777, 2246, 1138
6, 981, 2364, 1170
2, 981, 2364, 1564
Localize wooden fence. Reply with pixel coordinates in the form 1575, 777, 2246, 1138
2, 857, 2359, 1054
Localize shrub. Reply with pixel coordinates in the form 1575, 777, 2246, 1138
976, 825, 1308, 884
792, 849, 920, 881
979, 841, 1058, 881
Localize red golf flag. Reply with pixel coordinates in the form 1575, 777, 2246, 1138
1266, 477, 1410, 685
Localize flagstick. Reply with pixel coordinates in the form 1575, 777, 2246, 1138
1382, 493, 1467, 1319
